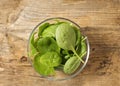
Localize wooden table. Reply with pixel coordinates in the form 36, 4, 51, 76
0, 0, 120, 86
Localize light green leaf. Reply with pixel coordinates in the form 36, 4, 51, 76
79, 36, 87, 56
29, 32, 38, 59
40, 51, 62, 67
56, 23, 76, 50
72, 26, 81, 46
42, 24, 58, 37
33, 54, 55, 76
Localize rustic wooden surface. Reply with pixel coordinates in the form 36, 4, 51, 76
0, 0, 120, 86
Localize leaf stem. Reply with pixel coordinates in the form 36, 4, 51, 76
82, 36, 87, 42
71, 46, 85, 63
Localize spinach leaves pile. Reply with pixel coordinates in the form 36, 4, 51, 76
29, 21, 87, 76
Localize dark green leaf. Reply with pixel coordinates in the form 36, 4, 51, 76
36, 37, 60, 55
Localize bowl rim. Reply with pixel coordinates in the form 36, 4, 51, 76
27, 17, 90, 81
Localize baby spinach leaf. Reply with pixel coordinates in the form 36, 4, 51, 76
76, 36, 87, 59
29, 43, 38, 59
33, 54, 55, 76
42, 24, 58, 37
73, 26, 82, 55
79, 36, 87, 57
30, 32, 35, 45
38, 23, 50, 37
36, 37, 60, 55
40, 51, 62, 67
63, 56, 81, 74
29, 32, 38, 59
44, 67, 55, 76
56, 23, 76, 50
34, 37, 40, 48
72, 26, 81, 46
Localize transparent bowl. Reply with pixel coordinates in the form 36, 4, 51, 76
27, 17, 90, 81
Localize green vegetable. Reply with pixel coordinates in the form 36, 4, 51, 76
42, 24, 58, 37
76, 36, 87, 56
33, 52, 61, 76
40, 52, 62, 67
72, 26, 81, 46
63, 56, 80, 74
36, 37, 60, 55
29, 33, 38, 59
56, 23, 84, 63
29, 20, 88, 76
33, 54, 55, 76
80, 40, 86, 56
56, 23, 76, 50
34, 37, 40, 48
29, 44, 38, 59
38, 23, 50, 37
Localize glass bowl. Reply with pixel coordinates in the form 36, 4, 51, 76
27, 17, 90, 81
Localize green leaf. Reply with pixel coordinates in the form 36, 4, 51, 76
42, 24, 58, 37
33, 51, 61, 76
34, 37, 40, 48
56, 23, 76, 50
72, 26, 81, 46
29, 43, 38, 59
29, 32, 38, 59
33, 54, 55, 76
63, 56, 81, 74
36, 37, 60, 55
76, 36, 87, 55
40, 51, 62, 67
79, 37, 87, 56
38, 23, 50, 37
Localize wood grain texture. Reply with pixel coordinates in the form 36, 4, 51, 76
0, 0, 120, 86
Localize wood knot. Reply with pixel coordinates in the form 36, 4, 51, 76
92, 48, 95, 51
20, 56, 27, 62
5, 33, 8, 37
